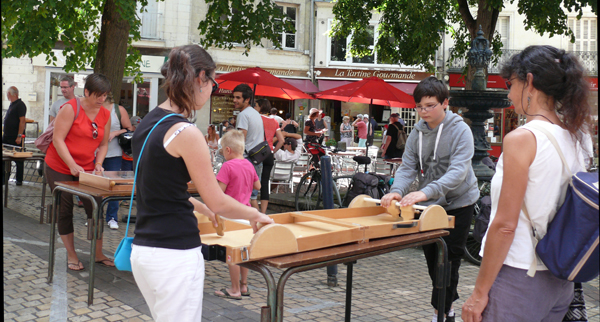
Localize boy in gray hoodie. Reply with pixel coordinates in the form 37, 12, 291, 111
381, 77, 479, 322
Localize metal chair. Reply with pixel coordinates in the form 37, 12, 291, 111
294, 153, 310, 176
270, 160, 297, 193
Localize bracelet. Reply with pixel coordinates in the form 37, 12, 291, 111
95, 162, 102, 166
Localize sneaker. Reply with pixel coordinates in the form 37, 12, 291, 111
108, 219, 119, 230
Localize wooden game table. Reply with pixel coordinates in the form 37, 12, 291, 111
241, 230, 449, 322
200, 196, 453, 322
46, 179, 199, 305
2, 151, 47, 223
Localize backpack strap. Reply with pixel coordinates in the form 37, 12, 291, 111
113, 103, 122, 129
521, 122, 570, 278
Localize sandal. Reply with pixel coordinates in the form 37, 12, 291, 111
214, 288, 242, 300
95, 258, 115, 267
67, 261, 84, 271
240, 281, 250, 296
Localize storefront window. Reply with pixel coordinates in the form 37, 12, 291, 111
136, 80, 151, 118
486, 108, 503, 144
504, 108, 526, 136
211, 93, 235, 126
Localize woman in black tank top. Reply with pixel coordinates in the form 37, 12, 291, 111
130, 45, 273, 321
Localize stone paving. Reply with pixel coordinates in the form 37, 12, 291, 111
3, 176, 600, 321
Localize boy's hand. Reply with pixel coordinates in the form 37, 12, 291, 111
380, 192, 402, 208
398, 191, 427, 207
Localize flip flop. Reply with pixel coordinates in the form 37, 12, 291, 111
214, 288, 242, 300
240, 281, 250, 296
95, 258, 115, 267
68, 261, 84, 271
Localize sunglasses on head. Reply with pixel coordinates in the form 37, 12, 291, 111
91, 122, 98, 139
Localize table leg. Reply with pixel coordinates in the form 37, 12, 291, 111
4, 160, 10, 208
344, 261, 357, 322
435, 237, 448, 322
47, 189, 61, 283
87, 196, 100, 306
240, 261, 277, 322
40, 169, 47, 224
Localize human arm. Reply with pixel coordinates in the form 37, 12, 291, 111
165, 123, 273, 231
381, 136, 391, 156
15, 116, 26, 144
462, 128, 534, 322
273, 129, 285, 154
94, 118, 111, 172
119, 106, 135, 131
388, 130, 419, 197
188, 198, 217, 227
282, 131, 302, 139
253, 179, 261, 190
303, 125, 321, 137
218, 181, 227, 192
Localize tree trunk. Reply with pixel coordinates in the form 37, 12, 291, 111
94, 0, 133, 105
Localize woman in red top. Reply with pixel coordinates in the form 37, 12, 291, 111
255, 99, 284, 213
44, 73, 113, 271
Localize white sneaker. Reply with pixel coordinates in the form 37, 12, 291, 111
108, 219, 119, 230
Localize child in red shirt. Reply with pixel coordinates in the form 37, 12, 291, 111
214, 130, 261, 299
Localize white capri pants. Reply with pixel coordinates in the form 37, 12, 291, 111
131, 244, 205, 322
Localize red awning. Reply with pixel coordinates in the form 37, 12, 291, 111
388, 82, 418, 95
318, 80, 418, 94
282, 79, 320, 93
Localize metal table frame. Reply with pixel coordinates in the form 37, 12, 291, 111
3, 154, 48, 223
46, 181, 198, 305
238, 230, 449, 322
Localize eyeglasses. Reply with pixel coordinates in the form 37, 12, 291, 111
415, 102, 440, 112
207, 75, 219, 94
505, 77, 518, 90
91, 122, 98, 140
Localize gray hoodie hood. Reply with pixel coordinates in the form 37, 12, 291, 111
391, 110, 479, 210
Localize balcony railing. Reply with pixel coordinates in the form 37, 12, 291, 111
447, 48, 598, 76
140, 12, 164, 40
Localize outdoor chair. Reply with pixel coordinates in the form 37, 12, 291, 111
373, 160, 394, 176
294, 153, 310, 176
270, 160, 297, 193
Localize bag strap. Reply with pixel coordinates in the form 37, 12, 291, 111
521, 122, 570, 278
124, 113, 178, 238
113, 103, 123, 130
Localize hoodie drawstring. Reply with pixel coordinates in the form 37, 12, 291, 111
418, 123, 444, 177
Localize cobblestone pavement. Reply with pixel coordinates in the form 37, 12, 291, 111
3, 178, 599, 321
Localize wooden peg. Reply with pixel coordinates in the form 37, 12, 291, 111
214, 215, 225, 236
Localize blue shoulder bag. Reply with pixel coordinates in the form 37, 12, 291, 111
114, 113, 178, 272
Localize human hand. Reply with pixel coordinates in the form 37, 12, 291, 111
380, 192, 402, 208
250, 212, 274, 233
398, 191, 427, 207
70, 164, 85, 177
462, 290, 488, 322
16, 136, 22, 145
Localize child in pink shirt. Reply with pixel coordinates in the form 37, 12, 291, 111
214, 130, 261, 300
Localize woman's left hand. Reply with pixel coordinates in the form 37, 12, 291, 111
94, 163, 104, 173
462, 290, 488, 322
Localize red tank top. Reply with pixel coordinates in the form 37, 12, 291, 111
45, 98, 111, 174
262, 115, 280, 151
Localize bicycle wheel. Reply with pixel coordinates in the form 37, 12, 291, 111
332, 175, 354, 208
295, 171, 322, 211
464, 232, 482, 266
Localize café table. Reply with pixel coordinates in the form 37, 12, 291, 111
2, 152, 48, 223
47, 180, 199, 305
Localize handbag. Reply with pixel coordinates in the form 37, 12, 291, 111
522, 123, 599, 282
114, 113, 179, 272
34, 97, 81, 153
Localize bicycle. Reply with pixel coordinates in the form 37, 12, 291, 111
463, 180, 491, 266
295, 143, 353, 211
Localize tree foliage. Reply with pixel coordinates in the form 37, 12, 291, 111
331, 0, 597, 73
1, 0, 292, 97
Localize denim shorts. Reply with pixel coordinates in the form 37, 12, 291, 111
247, 159, 263, 200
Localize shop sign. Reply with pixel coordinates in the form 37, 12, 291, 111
588, 77, 598, 91
216, 64, 308, 78
315, 68, 431, 81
